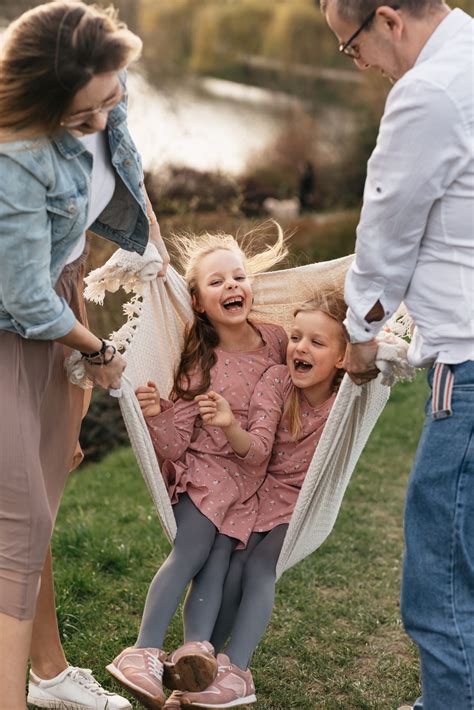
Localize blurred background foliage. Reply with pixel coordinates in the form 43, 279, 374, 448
139, 0, 348, 79
137, 0, 473, 78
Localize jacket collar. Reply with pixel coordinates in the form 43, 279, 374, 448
52, 130, 87, 159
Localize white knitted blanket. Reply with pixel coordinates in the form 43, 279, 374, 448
75, 243, 414, 578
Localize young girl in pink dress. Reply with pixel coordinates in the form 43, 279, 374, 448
178, 292, 347, 708
107, 229, 288, 708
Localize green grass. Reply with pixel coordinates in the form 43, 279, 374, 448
46, 374, 427, 710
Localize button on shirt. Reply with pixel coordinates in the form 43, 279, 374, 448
344, 9, 474, 367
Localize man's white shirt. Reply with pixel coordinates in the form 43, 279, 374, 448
344, 8, 474, 367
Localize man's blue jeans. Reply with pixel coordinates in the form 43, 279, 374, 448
401, 360, 474, 709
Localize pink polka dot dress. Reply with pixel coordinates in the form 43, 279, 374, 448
145, 323, 287, 547
238, 364, 336, 533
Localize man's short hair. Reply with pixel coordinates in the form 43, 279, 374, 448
321, 0, 444, 23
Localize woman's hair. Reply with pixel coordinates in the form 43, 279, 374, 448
0, 1, 142, 137
170, 222, 288, 401
283, 290, 347, 440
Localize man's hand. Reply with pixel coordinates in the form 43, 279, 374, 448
195, 391, 235, 427
343, 340, 379, 386
149, 221, 170, 278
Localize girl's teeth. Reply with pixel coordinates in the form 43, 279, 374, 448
223, 298, 243, 309
295, 360, 312, 371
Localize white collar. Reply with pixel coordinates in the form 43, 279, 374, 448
415, 8, 472, 67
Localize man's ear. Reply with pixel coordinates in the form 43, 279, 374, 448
376, 5, 404, 40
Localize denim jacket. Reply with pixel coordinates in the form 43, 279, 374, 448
0, 93, 149, 340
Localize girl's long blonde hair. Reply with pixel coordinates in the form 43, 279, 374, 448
170, 222, 288, 401
0, 1, 142, 138
283, 291, 347, 440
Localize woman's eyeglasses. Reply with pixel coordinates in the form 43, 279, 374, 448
339, 4, 400, 60
60, 89, 125, 128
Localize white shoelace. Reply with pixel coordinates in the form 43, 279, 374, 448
145, 652, 164, 681
68, 668, 115, 697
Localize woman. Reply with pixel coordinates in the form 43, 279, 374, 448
0, 2, 168, 709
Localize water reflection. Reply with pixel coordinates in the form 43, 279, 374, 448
127, 71, 300, 175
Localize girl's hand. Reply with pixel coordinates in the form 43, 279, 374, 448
136, 380, 162, 417
195, 391, 235, 427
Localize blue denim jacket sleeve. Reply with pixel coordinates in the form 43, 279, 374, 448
0, 154, 76, 340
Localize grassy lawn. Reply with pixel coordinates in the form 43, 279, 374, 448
43, 374, 427, 710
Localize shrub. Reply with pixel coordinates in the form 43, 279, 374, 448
138, 0, 200, 72
330, 105, 380, 208
80, 389, 129, 463
190, 1, 274, 73
289, 211, 359, 263
145, 167, 242, 215
240, 110, 319, 211
263, 3, 342, 69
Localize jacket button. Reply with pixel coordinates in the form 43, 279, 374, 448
139, 180, 144, 187
123, 159, 132, 167
68, 204, 76, 214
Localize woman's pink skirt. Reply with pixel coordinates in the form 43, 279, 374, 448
0, 250, 89, 620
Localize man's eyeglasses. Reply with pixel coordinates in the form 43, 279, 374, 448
60, 88, 125, 128
339, 4, 400, 60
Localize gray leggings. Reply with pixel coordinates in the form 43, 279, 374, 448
137, 494, 222, 649
183, 533, 238, 642
210, 524, 288, 670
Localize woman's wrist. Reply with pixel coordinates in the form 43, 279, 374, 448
57, 323, 102, 353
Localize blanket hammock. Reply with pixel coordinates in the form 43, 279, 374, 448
77, 243, 414, 580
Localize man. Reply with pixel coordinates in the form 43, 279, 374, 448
321, 1, 473, 708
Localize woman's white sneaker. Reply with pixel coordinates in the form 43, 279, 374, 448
27, 665, 132, 709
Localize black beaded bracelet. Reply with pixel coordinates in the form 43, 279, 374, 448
81, 339, 116, 366
85, 345, 117, 366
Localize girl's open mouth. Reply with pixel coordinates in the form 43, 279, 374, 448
222, 296, 244, 311
294, 359, 313, 372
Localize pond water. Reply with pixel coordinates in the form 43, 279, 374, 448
126, 71, 302, 175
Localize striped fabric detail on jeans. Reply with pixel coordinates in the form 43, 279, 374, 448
432, 362, 454, 420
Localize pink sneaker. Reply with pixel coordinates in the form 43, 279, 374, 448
163, 640, 217, 692
179, 654, 256, 708
106, 646, 167, 710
